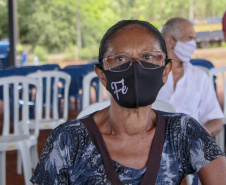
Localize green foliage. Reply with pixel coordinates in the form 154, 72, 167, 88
63, 52, 75, 61
0, 0, 8, 39
78, 45, 99, 60
210, 43, 220, 48
221, 42, 226, 48
16, 43, 23, 53
33, 46, 48, 62
1, 0, 226, 58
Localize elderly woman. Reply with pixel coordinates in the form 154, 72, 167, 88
31, 20, 226, 184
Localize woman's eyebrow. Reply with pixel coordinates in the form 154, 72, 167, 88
111, 51, 130, 55
140, 49, 162, 53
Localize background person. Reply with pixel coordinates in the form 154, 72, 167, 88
157, 17, 224, 138
31, 20, 226, 185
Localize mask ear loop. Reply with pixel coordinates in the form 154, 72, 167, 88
131, 58, 140, 109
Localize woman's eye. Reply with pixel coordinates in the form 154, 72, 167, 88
143, 54, 153, 60
115, 56, 126, 62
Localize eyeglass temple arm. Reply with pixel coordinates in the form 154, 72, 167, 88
95, 63, 104, 70
165, 58, 172, 65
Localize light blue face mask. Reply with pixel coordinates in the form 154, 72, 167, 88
173, 40, 196, 63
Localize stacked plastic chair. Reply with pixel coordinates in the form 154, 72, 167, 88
0, 76, 41, 185
27, 71, 71, 130
209, 66, 226, 153
0, 41, 9, 69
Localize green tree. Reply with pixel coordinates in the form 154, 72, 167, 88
0, 0, 8, 39
1, 0, 226, 58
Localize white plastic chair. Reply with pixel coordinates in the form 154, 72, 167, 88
152, 100, 177, 112
77, 99, 177, 119
77, 100, 110, 119
27, 71, 71, 129
0, 76, 41, 185
191, 63, 225, 153
209, 66, 226, 152
82, 71, 110, 110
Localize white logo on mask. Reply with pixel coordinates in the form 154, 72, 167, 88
111, 78, 128, 100
173, 40, 196, 63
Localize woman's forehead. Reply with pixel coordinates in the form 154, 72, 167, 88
107, 25, 161, 54
112, 25, 155, 40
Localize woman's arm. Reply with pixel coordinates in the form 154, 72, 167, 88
198, 156, 226, 184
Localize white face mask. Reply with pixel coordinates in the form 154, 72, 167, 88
173, 40, 196, 63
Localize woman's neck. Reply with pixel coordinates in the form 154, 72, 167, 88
95, 99, 157, 137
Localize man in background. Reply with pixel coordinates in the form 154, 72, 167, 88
157, 17, 223, 138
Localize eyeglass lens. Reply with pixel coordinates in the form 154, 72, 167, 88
105, 52, 165, 72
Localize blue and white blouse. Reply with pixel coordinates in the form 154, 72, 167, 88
31, 111, 225, 185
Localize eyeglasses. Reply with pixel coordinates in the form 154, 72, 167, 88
101, 51, 166, 72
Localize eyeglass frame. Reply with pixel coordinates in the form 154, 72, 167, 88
96, 52, 172, 72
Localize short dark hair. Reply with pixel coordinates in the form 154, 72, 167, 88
98, 20, 168, 64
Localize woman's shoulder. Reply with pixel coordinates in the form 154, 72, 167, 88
157, 111, 195, 122
39, 118, 93, 163
47, 118, 91, 147
157, 111, 202, 133
54, 118, 88, 133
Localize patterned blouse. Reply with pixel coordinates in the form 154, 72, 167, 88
30, 111, 225, 185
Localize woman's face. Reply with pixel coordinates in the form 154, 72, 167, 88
103, 25, 162, 70
95, 24, 171, 93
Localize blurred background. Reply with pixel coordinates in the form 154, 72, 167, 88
0, 1, 226, 184
0, 0, 226, 67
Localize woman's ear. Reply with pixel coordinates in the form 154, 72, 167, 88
162, 61, 172, 83
94, 65, 107, 87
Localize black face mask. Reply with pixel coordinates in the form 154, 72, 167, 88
103, 61, 165, 108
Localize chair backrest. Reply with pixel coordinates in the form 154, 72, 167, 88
61, 68, 87, 98
190, 58, 217, 91
190, 58, 214, 69
82, 71, 111, 110
0, 41, 9, 69
0, 76, 41, 136
40, 64, 61, 71
152, 100, 177, 113
208, 66, 226, 152
77, 100, 177, 119
209, 66, 226, 115
27, 71, 71, 123
77, 100, 110, 119
64, 63, 95, 73
190, 58, 214, 75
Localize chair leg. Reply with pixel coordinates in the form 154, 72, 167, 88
19, 142, 33, 185
17, 150, 22, 174
216, 127, 225, 152
186, 174, 194, 185
31, 145, 39, 169
0, 151, 6, 185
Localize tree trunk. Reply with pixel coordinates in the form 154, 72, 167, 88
76, 0, 82, 51
189, 0, 194, 20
